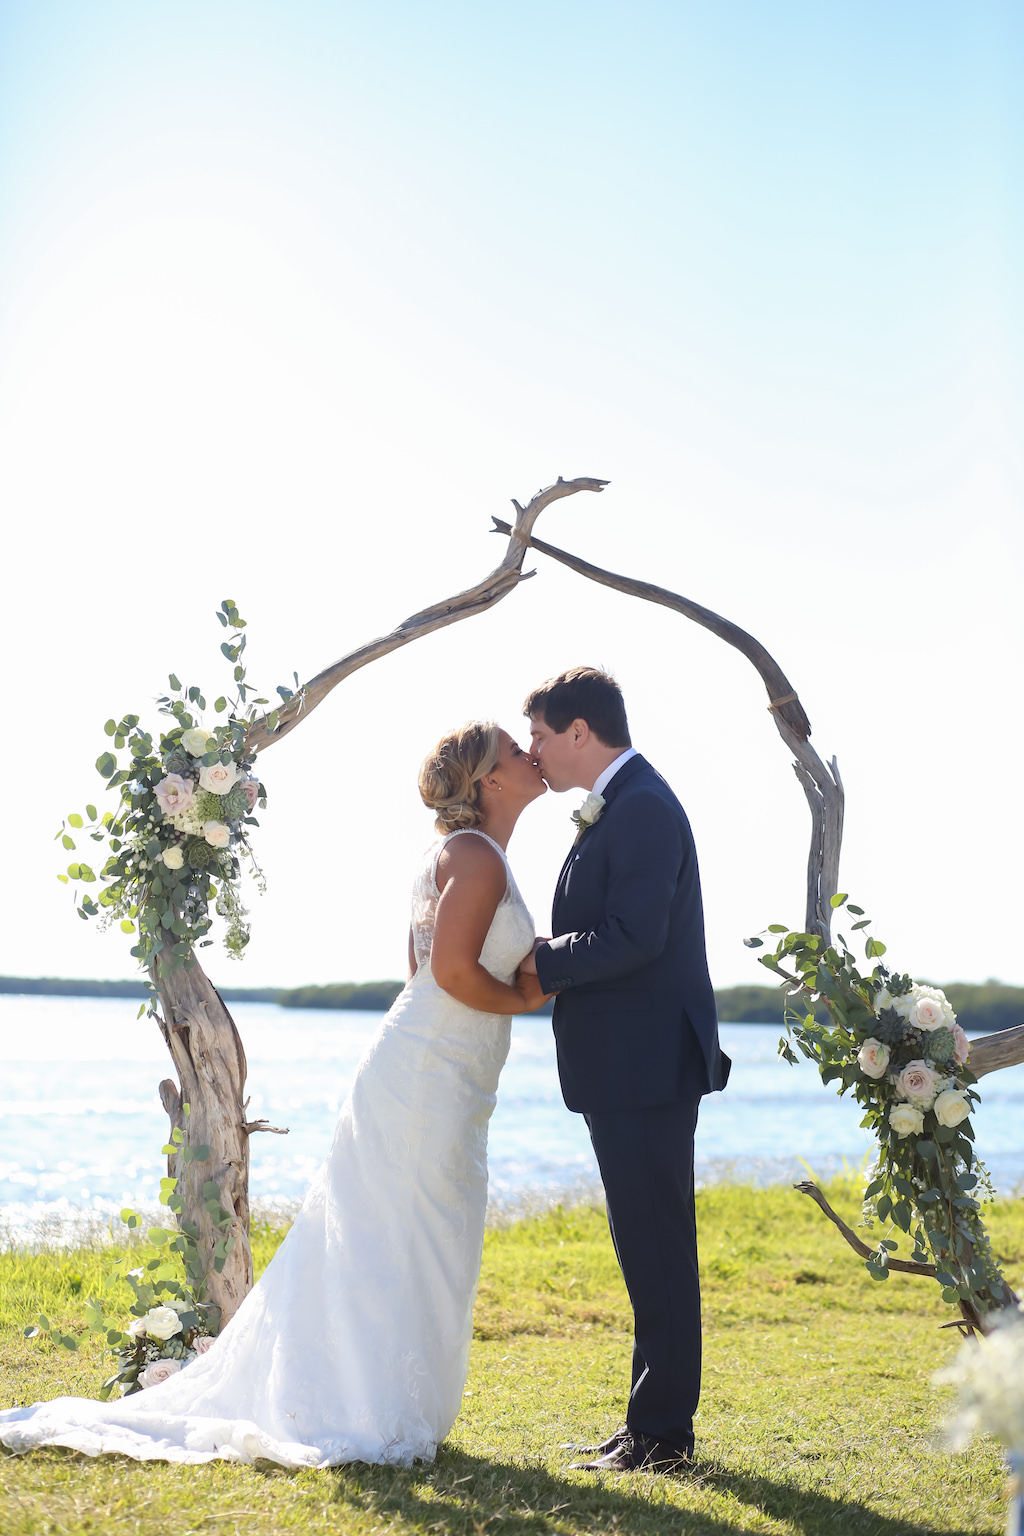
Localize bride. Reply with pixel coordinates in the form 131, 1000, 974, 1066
1, 721, 550, 1468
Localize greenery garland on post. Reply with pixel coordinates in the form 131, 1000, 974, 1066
748, 895, 1015, 1331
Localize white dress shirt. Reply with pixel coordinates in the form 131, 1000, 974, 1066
591, 747, 638, 798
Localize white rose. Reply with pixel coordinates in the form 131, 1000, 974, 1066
192, 1334, 216, 1356
141, 1305, 183, 1341
933, 1089, 970, 1128
857, 1038, 890, 1079
203, 820, 230, 849
162, 845, 184, 870
165, 1297, 191, 1313
126, 1316, 148, 1337
889, 1102, 925, 1138
571, 791, 606, 839
911, 996, 945, 1031
198, 760, 238, 794
182, 727, 215, 756
139, 1358, 183, 1389
873, 986, 893, 1014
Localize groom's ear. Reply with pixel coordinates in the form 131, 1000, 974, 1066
570, 718, 590, 747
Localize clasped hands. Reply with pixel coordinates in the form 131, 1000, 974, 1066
516, 938, 553, 1012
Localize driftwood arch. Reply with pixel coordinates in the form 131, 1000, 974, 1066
153, 477, 1024, 1322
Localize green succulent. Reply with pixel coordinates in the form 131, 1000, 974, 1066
870, 1008, 907, 1047
923, 1025, 957, 1067
185, 839, 213, 869
219, 785, 248, 821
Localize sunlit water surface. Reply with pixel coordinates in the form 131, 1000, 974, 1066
2, 995, 1022, 1244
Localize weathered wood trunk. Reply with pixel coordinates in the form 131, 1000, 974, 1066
153, 961, 255, 1326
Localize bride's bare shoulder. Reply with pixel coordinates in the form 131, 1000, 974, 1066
434, 832, 506, 897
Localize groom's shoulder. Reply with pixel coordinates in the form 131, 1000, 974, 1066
608, 759, 688, 833
617, 756, 683, 810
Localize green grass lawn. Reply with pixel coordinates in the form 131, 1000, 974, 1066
2, 1180, 1022, 1535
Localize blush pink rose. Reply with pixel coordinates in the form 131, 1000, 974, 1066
203, 820, 230, 849
858, 1038, 890, 1079
896, 1060, 942, 1105
138, 1358, 182, 1389
154, 774, 194, 816
952, 1024, 970, 1066
192, 1334, 216, 1356
912, 996, 945, 1030
241, 778, 260, 812
198, 760, 238, 795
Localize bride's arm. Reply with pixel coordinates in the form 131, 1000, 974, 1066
431, 837, 548, 1014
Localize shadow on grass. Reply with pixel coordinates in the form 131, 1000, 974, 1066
254, 1446, 994, 1536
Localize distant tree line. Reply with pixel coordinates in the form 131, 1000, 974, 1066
3, 976, 1021, 1032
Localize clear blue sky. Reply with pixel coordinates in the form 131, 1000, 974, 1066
1, 1, 1021, 989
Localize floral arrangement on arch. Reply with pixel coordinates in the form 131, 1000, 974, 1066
747, 896, 1014, 1323
57, 600, 299, 989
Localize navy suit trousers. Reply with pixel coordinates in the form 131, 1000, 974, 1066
584, 1097, 701, 1455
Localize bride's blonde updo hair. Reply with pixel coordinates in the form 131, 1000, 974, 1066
419, 720, 501, 834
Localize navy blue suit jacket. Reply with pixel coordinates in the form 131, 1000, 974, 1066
534, 755, 730, 1113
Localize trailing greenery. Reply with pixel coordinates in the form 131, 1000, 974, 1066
751, 897, 1013, 1320
3, 1182, 1022, 1534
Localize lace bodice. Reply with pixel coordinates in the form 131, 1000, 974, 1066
411, 829, 535, 985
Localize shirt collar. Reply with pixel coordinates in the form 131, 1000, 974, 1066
591, 747, 638, 799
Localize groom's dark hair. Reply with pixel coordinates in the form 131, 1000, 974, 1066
524, 667, 631, 748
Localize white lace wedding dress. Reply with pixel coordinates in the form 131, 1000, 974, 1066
0, 830, 534, 1468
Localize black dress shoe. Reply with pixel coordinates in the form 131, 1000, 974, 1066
569, 1430, 693, 1474
560, 1424, 627, 1455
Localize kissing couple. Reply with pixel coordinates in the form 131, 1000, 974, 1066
1, 667, 730, 1473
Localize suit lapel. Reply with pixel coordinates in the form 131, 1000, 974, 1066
551, 757, 651, 919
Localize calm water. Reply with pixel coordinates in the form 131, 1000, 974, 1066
2, 995, 1022, 1242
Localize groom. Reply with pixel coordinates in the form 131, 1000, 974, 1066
521, 667, 730, 1472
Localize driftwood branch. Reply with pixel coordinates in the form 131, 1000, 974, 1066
969, 1023, 1024, 1077
795, 1181, 1019, 1334
244, 476, 608, 755
493, 521, 844, 941
794, 1181, 937, 1276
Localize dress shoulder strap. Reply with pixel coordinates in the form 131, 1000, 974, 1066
431, 828, 510, 893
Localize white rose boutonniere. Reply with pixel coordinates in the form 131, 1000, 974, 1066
571, 791, 605, 844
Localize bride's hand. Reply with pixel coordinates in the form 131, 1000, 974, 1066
515, 969, 554, 1013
